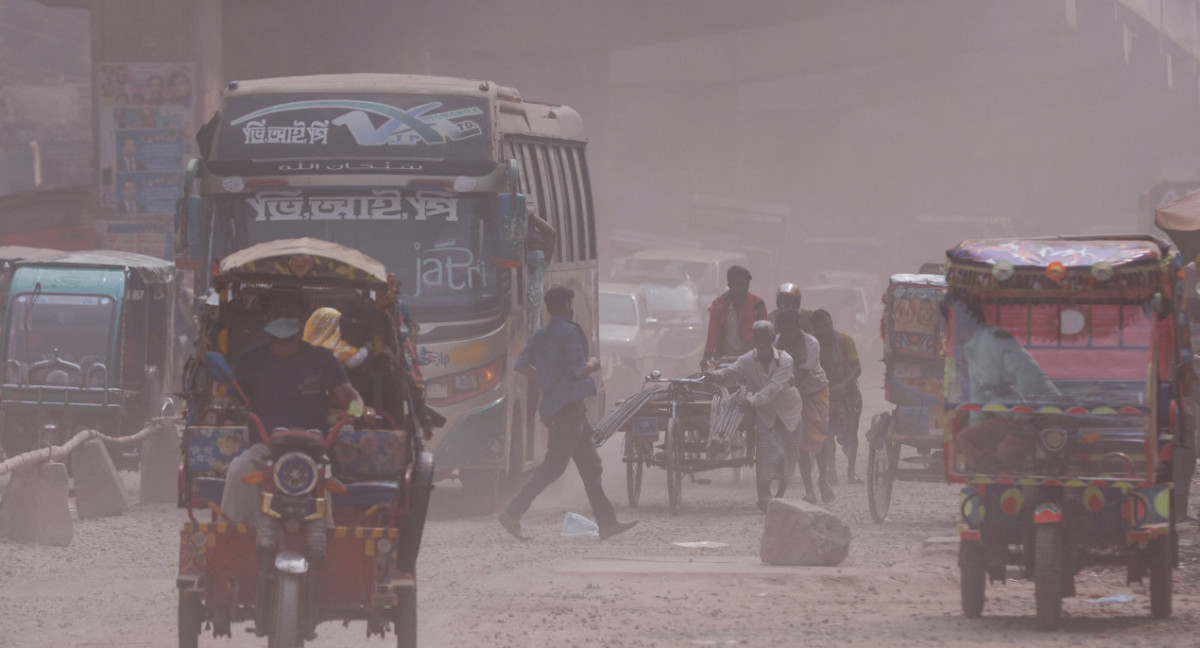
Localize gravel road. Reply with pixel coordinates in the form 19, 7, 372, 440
1, 380, 1198, 647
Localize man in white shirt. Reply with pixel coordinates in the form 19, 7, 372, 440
707, 320, 806, 512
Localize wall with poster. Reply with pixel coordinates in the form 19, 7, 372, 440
96, 62, 196, 237
100, 219, 174, 260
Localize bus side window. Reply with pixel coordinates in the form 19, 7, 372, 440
562, 146, 588, 261
545, 145, 574, 262
574, 147, 597, 260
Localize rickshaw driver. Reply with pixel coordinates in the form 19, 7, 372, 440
706, 320, 808, 511
953, 299, 1061, 473
218, 295, 373, 639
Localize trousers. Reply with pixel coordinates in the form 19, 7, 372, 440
504, 403, 617, 527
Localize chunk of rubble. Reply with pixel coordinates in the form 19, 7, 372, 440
759, 498, 850, 566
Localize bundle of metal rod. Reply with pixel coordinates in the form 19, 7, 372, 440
708, 385, 747, 449
592, 382, 670, 447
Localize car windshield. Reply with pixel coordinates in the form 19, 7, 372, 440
626, 259, 720, 296
600, 293, 638, 326
4, 293, 115, 383
641, 283, 699, 321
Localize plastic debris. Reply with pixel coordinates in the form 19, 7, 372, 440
672, 541, 729, 549
560, 512, 599, 537
1084, 594, 1135, 604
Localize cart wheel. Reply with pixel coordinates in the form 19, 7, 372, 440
1034, 525, 1063, 631
1148, 532, 1173, 619
866, 442, 894, 523
666, 418, 683, 516
960, 540, 986, 618
177, 591, 202, 648
624, 433, 643, 508
395, 582, 417, 648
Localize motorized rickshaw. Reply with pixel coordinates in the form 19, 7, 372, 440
945, 236, 1186, 630
0, 250, 178, 465
866, 273, 947, 523
176, 238, 433, 648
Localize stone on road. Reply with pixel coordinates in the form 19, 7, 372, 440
760, 497, 851, 566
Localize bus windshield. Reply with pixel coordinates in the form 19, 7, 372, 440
228, 188, 499, 318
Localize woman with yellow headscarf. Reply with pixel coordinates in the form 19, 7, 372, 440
303, 307, 369, 369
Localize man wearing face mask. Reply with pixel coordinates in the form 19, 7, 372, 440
706, 320, 806, 512
220, 293, 372, 638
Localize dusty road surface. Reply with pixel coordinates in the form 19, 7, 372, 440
2, 375, 1198, 648
1, 445, 1197, 648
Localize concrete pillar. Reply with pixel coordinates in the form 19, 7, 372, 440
139, 419, 181, 505
0, 462, 74, 546
70, 439, 129, 519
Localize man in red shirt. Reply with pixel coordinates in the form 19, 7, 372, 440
703, 265, 768, 368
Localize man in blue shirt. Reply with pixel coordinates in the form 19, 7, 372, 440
498, 286, 637, 540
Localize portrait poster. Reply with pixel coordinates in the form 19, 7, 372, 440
96, 62, 196, 208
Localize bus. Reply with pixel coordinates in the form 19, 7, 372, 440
176, 73, 601, 512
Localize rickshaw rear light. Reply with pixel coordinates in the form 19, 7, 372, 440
241, 471, 265, 485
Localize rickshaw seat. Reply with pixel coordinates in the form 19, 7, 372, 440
332, 481, 400, 509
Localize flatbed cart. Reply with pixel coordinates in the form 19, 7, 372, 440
595, 372, 755, 515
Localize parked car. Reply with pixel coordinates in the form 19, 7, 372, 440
600, 277, 706, 398
615, 248, 748, 308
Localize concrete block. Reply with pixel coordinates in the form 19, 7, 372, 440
138, 419, 180, 505
760, 498, 850, 566
70, 439, 129, 519
0, 462, 74, 546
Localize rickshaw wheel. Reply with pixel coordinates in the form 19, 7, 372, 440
1148, 532, 1173, 619
395, 583, 417, 648
268, 574, 303, 648
866, 442, 894, 524
177, 592, 202, 648
666, 418, 683, 516
1034, 525, 1063, 631
624, 432, 643, 508
959, 540, 986, 618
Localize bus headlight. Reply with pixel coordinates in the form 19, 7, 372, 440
426, 357, 504, 406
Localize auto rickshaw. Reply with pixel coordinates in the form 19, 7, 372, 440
0, 250, 178, 464
945, 235, 1187, 630
176, 238, 432, 648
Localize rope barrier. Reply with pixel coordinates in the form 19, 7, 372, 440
0, 416, 180, 478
